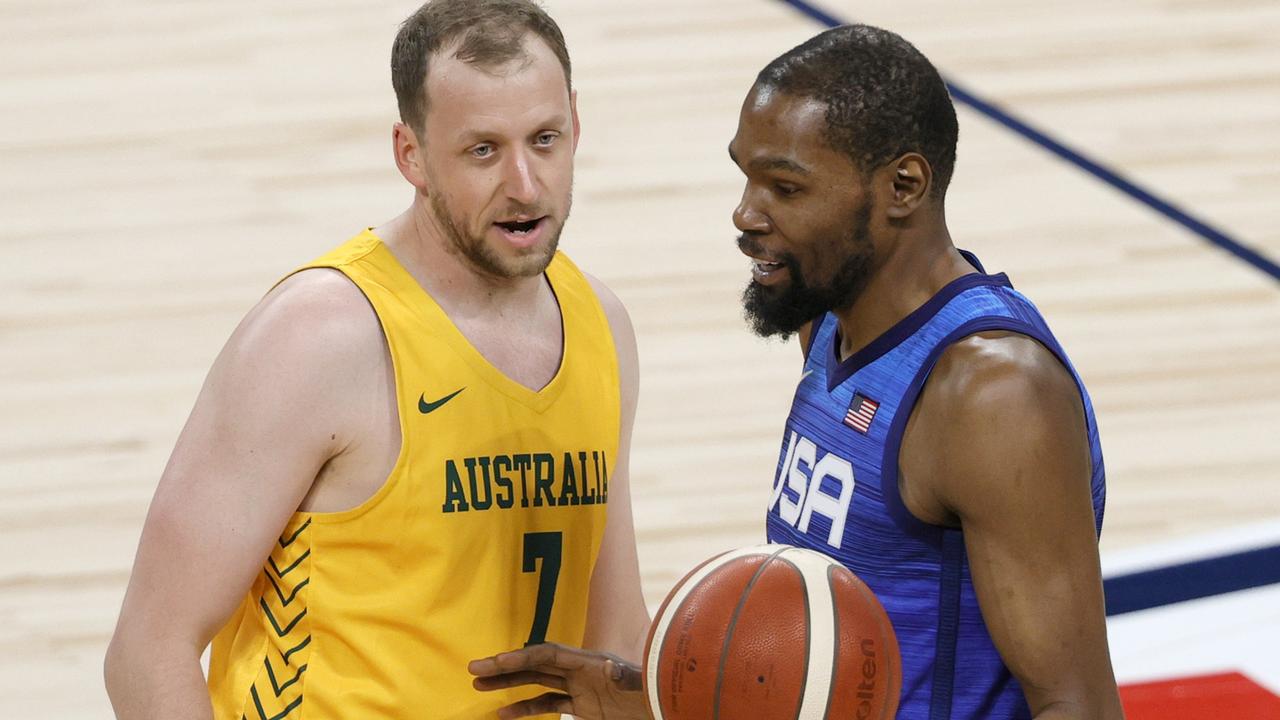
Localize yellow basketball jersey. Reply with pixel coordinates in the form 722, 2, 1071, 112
208, 229, 618, 719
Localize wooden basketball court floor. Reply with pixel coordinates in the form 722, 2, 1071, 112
1, 0, 1277, 716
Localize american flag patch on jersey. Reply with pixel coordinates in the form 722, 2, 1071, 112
843, 393, 880, 433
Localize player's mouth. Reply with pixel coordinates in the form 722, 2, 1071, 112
493, 216, 548, 249
745, 252, 789, 286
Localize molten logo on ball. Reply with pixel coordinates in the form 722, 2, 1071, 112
856, 638, 878, 720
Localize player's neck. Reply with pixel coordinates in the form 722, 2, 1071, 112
377, 204, 547, 313
830, 225, 973, 362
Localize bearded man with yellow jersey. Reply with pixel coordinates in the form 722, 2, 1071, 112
104, 2, 651, 718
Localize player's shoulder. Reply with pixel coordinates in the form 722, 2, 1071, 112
578, 270, 638, 396
233, 267, 385, 373
912, 332, 1088, 520
579, 270, 634, 339
936, 331, 1071, 390
579, 270, 625, 316
928, 331, 1080, 432
261, 267, 377, 330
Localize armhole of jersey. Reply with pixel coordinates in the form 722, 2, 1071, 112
877, 317, 1054, 542
929, 528, 965, 720
279, 262, 412, 526
554, 253, 622, 431
591, 283, 624, 449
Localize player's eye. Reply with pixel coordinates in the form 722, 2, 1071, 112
775, 183, 801, 197
535, 132, 559, 147
470, 144, 495, 159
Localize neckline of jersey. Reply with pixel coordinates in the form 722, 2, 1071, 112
362, 229, 570, 414
825, 250, 1013, 392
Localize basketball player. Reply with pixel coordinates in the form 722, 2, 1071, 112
469, 24, 1124, 720
103, 2, 649, 718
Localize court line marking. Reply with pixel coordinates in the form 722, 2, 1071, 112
1104, 544, 1280, 616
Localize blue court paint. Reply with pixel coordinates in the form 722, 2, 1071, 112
775, 0, 1280, 282
1104, 544, 1280, 616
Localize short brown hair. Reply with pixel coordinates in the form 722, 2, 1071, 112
391, 0, 572, 133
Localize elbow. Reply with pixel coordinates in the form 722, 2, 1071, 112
104, 624, 153, 709
104, 630, 136, 707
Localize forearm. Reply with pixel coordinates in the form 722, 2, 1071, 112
582, 585, 651, 665
628, 617, 651, 666
105, 639, 213, 720
583, 614, 649, 666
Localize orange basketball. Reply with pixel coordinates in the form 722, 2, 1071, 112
643, 544, 900, 720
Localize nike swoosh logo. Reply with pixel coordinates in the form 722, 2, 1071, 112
419, 387, 465, 414
800, 369, 815, 383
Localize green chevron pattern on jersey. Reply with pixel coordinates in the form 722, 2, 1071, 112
239, 519, 312, 720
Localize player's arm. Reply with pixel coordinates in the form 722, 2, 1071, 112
103, 271, 383, 720
581, 276, 651, 663
905, 333, 1123, 719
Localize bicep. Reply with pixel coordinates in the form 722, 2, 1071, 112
931, 338, 1116, 712
959, 447, 1109, 707
115, 276, 366, 651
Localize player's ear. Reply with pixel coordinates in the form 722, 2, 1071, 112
570, 89, 581, 153
884, 153, 931, 219
393, 121, 429, 191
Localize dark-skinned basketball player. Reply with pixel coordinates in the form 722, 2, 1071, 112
469, 24, 1124, 720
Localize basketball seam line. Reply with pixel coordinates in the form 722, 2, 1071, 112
648, 546, 757, 720
824, 565, 839, 720
712, 545, 793, 720
782, 554, 811, 720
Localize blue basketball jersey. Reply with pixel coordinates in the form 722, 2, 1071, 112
765, 252, 1106, 720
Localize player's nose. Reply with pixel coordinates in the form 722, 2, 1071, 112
733, 191, 770, 235
502, 150, 539, 206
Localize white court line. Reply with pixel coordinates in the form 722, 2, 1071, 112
1103, 520, 1280, 696
1108, 583, 1280, 694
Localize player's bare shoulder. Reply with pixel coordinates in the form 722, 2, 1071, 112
928, 332, 1082, 426
219, 267, 399, 510
581, 272, 632, 334
243, 268, 386, 365
207, 267, 393, 454
581, 271, 638, 381
902, 331, 1088, 525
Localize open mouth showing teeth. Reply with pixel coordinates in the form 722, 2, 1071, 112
754, 260, 784, 272
497, 218, 541, 235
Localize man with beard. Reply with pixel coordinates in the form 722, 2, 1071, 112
104, 2, 649, 718
469, 24, 1123, 720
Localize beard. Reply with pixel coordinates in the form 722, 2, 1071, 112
429, 190, 567, 280
741, 204, 874, 339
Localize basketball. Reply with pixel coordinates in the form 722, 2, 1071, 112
643, 544, 900, 720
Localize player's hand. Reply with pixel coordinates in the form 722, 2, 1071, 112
468, 642, 651, 720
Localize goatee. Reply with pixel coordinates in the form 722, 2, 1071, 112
741, 205, 874, 339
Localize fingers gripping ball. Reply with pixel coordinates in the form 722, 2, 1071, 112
643, 544, 901, 720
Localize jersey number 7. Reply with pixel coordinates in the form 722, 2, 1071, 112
522, 531, 562, 646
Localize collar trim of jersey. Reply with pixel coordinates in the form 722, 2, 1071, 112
824, 254, 1012, 392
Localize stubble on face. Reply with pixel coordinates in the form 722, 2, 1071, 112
427, 184, 570, 281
